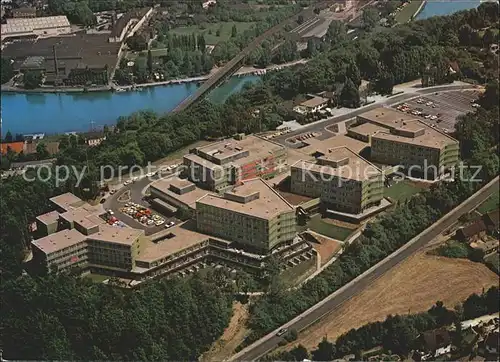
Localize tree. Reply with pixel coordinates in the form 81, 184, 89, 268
231, 24, 238, 38
339, 78, 360, 108
312, 338, 335, 361
372, 71, 394, 95
126, 34, 148, 51
197, 34, 206, 52
23, 71, 43, 89
4, 130, 13, 142
326, 20, 347, 44
1, 57, 14, 84
306, 39, 318, 58
298, 14, 304, 24
147, 50, 153, 74
290, 345, 309, 361
362, 7, 380, 31
36, 142, 50, 160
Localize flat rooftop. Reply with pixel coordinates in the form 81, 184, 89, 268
36, 210, 60, 225
1, 15, 70, 36
348, 122, 387, 137
300, 96, 329, 108
358, 107, 417, 128
60, 207, 104, 229
32, 228, 87, 255
151, 178, 212, 209
292, 147, 381, 181
299, 135, 369, 156
358, 108, 458, 149
2, 34, 121, 71
49, 192, 85, 211
197, 178, 294, 219
193, 135, 285, 166
372, 120, 458, 149
137, 222, 210, 263
88, 225, 144, 245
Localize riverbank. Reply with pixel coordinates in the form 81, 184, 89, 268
1, 59, 308, 95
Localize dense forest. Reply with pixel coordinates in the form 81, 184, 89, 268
266, 286, 500, 361
0, 3, 498, 360
1, 271, 232, 359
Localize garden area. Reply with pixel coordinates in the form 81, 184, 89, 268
300, 214, 356, 241
169, 21, 256, 45
384, 180, 425, 202
477, 192, 499, 214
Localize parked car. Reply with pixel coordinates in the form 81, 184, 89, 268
165, 221, 175, 228
276, 328, 288, 337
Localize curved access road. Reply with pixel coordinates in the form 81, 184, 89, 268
230, 176, 499, 361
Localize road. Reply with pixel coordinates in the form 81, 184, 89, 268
273, 84, 476, 147
230, 176, 499, 361
103, 172, 179, 235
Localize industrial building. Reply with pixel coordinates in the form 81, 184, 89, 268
1, 15, 71, 40
196, 178, 297, 253
183, 134, 288, 192
291, 147, 384, 214
350, 108, 460, 179
1, 34, 120, 85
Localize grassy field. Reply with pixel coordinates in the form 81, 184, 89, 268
169, 22, 255, 45
484, 252, 499, 274
281, 251, 499, 350
395, 0, 424, 24
303, 214, 355, 241
477, 192, 499, 214
84, 273, 109, 283
384, 180, 423, 202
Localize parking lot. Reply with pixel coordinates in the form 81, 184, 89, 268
393, 90, 481, 133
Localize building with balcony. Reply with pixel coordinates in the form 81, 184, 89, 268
183, 134, 287, 192
196, 178, 297, 253
351, 108, 459, 179
291, 146, 384, 214
30, 191, 314, 286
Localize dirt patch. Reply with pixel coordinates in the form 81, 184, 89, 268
306, 232, 343, 266
200, 302, 250, 362
286, 252, 499, 351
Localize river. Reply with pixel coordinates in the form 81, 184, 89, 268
415, 0, 481, 20
1, 75, 260, 136
0, 0, 485, 136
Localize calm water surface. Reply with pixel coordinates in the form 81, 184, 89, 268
1, 75, 260, 135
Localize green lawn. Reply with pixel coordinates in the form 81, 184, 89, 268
85, 273, 109, 283
484, 252, 499, 274
477, 192, 500, 214
395, 0, 424, 24
302, 214, 355, 241
384, 180, 422, 202
169, 22, 255, 45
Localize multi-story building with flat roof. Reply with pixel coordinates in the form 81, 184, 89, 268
183, 134, 287, 192
352, 108, 459, 179
196, 178, 296, 252
149, 178, 211, 215
31, 192, 315, 286
291, 147, 384, 214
